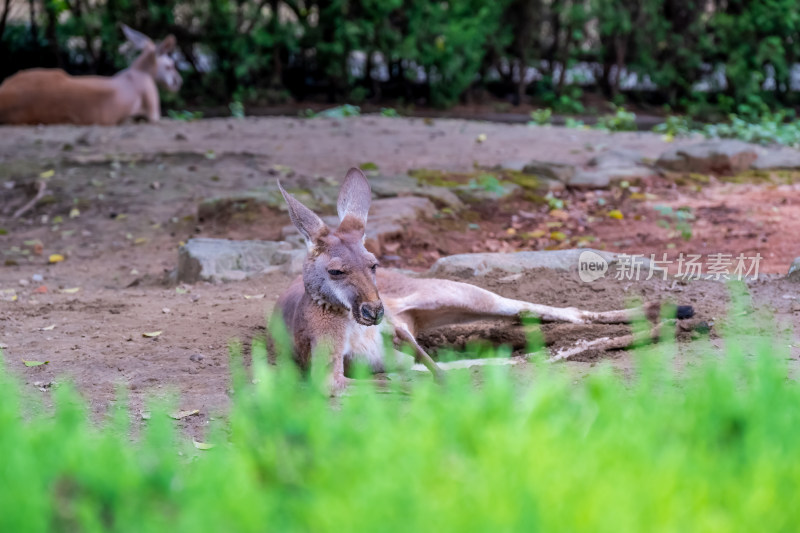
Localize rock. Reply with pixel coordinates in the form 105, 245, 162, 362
523, 152, 652, 189
587, 149, 645, 168
656, 140, 757, 175
365, 197, 435, 255
369, 174, 464, 211
499, 160, 528, 172
570, 166, 652, 189
751, 150, 800, 170
428, 248, 657, 279
453, 181, 521, 202
197, 188, 285, 222
176, 238, 304, 283
522, 161, 575, 183
788, 257, 800, 281
197, 183, 340, 222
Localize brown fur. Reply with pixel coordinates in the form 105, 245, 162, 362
274, 167, 694, 394
0, 26, 181, 126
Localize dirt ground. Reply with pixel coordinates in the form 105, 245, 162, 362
1, 116, 798, 438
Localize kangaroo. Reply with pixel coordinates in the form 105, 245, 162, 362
275, 168, 694, 393
0, 25, 182, 126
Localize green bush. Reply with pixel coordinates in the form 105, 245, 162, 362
1, 292, 799, 531
654, 111, 800, 148
5, 0, 800, 111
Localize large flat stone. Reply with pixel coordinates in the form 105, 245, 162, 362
197, 184, 339, 222
522, 161, 575, 183
751, 150, 800, 170
570, 166, 653, 189
587, 149, 646, 168
428, 248, 657, 279
656, 140, 757, 175
370, 174, 464, 210
522, 153, 653, 189
176, 238, 304, 283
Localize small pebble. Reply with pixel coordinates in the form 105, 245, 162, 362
32, 274, 44, 282
189, 354, 204, 363
19, 279, 30, 286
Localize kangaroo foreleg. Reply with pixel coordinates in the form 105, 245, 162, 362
394, 326, 446, 383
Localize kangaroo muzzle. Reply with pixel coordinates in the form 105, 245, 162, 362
359, 301, 384, 326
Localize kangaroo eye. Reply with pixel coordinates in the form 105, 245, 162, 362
328, 269, 345, 277
370, 264, 378, 272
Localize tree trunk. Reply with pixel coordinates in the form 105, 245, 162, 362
44, 0, 63, 68
28, 0, 39, 48
0, 0, 12, 44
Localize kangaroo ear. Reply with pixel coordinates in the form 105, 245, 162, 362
157, 35, 176, 55
336, 167, 371, 230
278, 181, 328, 251
121, 24, 153, 50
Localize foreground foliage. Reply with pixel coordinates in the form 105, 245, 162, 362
1, 310, 798, 531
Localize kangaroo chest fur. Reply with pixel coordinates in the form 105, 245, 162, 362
277, 278, 392, 372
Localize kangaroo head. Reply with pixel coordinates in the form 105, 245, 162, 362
279, 168, 384, 326
121, 24, 182, 92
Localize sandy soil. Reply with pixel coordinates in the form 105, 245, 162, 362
1, 116, 798, 438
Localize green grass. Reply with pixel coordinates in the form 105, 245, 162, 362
1, 299, 799, 532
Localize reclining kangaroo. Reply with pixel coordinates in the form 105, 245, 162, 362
0, 25, 182, 125
275, 168, 693, 392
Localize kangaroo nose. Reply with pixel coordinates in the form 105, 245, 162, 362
360, 302, 384, 324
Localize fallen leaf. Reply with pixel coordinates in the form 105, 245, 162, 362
550, 231, 567, 241
476, 133, 487, 143
134, 238, 147, 245
33, 285, 48, 294
171, 409, 199, 420
60, 287, 80, 294
549, 208, 569, 220
40, 324, 55, 331
69, 208, 80, 219
49, 254, 65, 264
1, 289, 18, 302
244, 294, 265, 300
176, 287, 188, 295
608, 209, 624, 220
142, 331, 162, 338
23, 360, 49, 367
193, 440, 215, 450
39, 169, 55, 179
